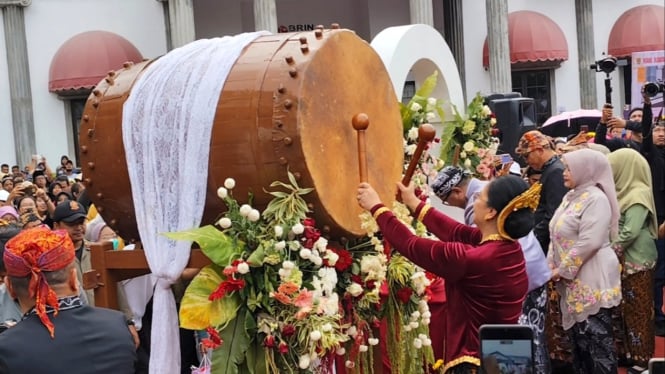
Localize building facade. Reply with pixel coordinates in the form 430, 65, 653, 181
0, 0, 662, 166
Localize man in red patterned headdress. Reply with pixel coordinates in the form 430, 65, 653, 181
0, 227, 136, 373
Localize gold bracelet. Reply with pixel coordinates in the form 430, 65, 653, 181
417, 204, 431, 222
372, 207, 390, 220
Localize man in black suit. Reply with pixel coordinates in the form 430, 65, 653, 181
0, 227, 136, 373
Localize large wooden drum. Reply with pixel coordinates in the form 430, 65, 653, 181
79, 28, 403, 242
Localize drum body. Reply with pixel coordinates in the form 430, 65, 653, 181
79, 29, 403, 242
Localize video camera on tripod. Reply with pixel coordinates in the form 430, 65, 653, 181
589, 55, 627, 104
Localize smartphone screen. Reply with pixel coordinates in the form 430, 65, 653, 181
479, 325, 534, 374
580, 125, 589, 132
649, 358, 664, 373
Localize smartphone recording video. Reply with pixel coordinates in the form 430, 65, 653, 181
479, 325, 534, 374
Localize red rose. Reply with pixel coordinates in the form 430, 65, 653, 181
278, 341, 289, 354
281, 324, 296, 337
264, 335, 276, 348
396, 287, 413, 304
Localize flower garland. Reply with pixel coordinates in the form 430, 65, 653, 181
439, 93, 499, 179
170, 171, 436, 373
400, 71, 445, 199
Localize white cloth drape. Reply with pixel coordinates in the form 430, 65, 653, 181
122, 31, 268, 374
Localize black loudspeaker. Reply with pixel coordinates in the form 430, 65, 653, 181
485, 94, 536, 161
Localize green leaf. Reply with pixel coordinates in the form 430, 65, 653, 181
164, 225, 244, 267
439, 122, 458, 166
414, 71, 438, 100
243, 338, 266, 374
247, 244, 266, 267
211, 307, 252, 374
179, 265, 241, 330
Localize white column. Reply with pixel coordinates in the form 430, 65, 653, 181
485, 0, 511, 93
575, 0, 597, 108
254, 0, 277, 33
1, 0, 35, 166
410, 0, 433, 26
167, 0, 195, 48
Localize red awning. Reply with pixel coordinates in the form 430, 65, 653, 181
49, 30, 143, 92
483, 11, 569, 68
608, 5, 665, 58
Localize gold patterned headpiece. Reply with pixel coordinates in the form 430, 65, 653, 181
497, 182, 542, 240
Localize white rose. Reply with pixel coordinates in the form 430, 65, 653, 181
368, 338, 379, 346
410, 102, 422, 112
275, 240, 286, 250
462, 141, 475, 153
216, 187, 228, 199
422, 338, 432, 347
459, 151, 467, 159
347, 326, 357, 337
325, 250, 339, 266
346, 283, 363, 297
311, 256, 323, 266
422, 318, 431, 325
345, 361, 355, 368
411, 311, 421, 320
248, 209, 261, 222
464, 159, 472, 168
309, 330, 322, 341
239, 204, 252, 217
298, 355, 311, 369
422, 311, 431, 319
403, 324, 412, 332
409, 321, 419, 329
336, 347, 346, 355
237, 262, 249, 274
426, 112, 436, 121
413, 338, 422, 349
217, 217, 232, 229
407, 126, 419, 141
405, 144, 417, 156
491, 117, 497, 126
274, 225, 283, 238
291, 223, 304, 235
321, 323, 333, 332
299, 248, 312, 260
359, 345, 368, 352
282, 260, 295, 270
482, 105, 492, 117
223, 178, 236, 189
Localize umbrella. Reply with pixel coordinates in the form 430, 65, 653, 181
540, 109, 602, 138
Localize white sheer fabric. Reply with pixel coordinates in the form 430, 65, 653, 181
122, 32, 268, 374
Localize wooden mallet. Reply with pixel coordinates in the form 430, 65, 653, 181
352, 113, 370, 183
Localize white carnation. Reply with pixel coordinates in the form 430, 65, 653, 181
291, 223, 304, 235
427, 97, 437, 107
299, 355, 311, 369
274, 240, 286, 250
464, 158, 472, 168
413, 338, 422, 349
410, 102, 422, 112
368, 338, 379, 346
336, 347, 346, 355
274, 225, 283, 238
346, 283, 363, 297
359, 345, 368, 352
407, 126, 419, 141
282, 261, 295, 270
309, 330, 322, 341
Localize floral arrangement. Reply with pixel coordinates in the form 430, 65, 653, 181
169, 171, 436, 374
400, 71, 445, 198
438, 93, 499, 179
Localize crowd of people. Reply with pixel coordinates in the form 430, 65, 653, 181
355, 90, 664, 373
1, 90, 664, 373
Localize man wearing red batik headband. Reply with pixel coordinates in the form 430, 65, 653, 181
0, 227, 136, 373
